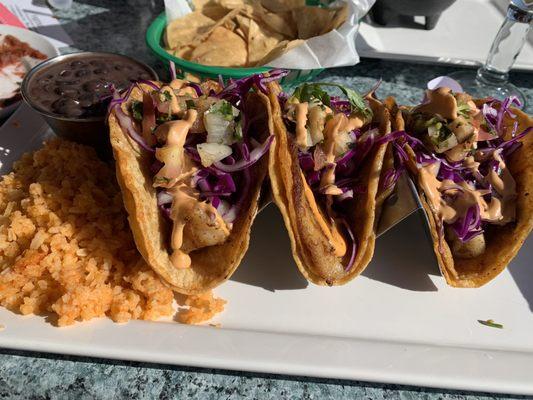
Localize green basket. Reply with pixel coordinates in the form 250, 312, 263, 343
145, 12, 324, 88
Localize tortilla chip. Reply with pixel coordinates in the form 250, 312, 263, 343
108, 85, 272, 294
403, 105, 533, 287
261, 0, 305, 13
190, 26, 248, 67
234, 13, 252, 38
247, 19, 284, 66
189, 6, 244, 48
258, 10, 296, 38
331, 4, 349, 30
173, 45, 194, 60
252, 38, 304, 66
251, 1, 296, 38
165, 11, 215, 49
293, 6, 338, 39
266, 82, 391, 285
192, 0, 236, 20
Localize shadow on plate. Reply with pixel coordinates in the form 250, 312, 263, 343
508, 236, 533, 312
230, 204, 308, 292
363, 210, 439, 292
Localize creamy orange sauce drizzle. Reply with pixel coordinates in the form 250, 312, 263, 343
169, 78, 198, 97
319, 114, 344, 195
419, 149, 516, 230
153, 110, 227, 269
416, 87, 458, 120
486, 150, 516, 224
159, 80, 198, 116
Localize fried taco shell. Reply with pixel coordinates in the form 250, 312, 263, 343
109, 85, 273, 294
402, 102, 532, 287
266, 81, 391, 285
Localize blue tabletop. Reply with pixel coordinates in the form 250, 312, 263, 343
1, 1, 532, 399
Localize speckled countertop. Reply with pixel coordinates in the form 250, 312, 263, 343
1, 1, 532, 399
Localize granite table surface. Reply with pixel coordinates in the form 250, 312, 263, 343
1, 1, 533, 399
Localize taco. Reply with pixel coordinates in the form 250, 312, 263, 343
108, 72, 284, 294
266, 81, 396, 285
394, 79, 532, 287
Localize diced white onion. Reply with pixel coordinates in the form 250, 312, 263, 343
334, 131, 353, 157
197, 143, 233, 167
157, 191, 173, 206
203, 100, 240, 145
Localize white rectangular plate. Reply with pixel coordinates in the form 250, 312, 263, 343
357, 0, 533, 71
1, 106, 532, 395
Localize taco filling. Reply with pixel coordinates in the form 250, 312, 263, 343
404, 86, 531, 259
109, 71, 284, 276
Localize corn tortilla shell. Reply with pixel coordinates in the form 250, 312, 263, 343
266, 81, 390, 285
108, 85, 272, 294
404, 106, 533, 287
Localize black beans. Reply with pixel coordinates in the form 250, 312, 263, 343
29, 55, 154, 119
51, 98, 83, 118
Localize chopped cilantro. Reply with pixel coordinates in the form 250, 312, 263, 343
322, 83, 369, 116
425, 117, 441, 128
234, 119, 243, 142
219, 100, 236, 121
131, 100, 143, 121
209, 100, 238, 121
438, 124, 453, 141
457, 103, 472, 118
478, 319, 503, 329
426, 117, 452, 142
289, 82, 372, 116
290, 82, 372, 118
291, 83, 331, 107
186, 99, 196, 110
156, 113, 172, 124
162, 90, 172, 101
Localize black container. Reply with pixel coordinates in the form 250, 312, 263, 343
370, 0, 457, 30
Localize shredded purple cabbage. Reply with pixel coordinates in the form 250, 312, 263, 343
137, 79, 160, 91
450, 204, 483, 242
169, 61, 177, 81
342, 220, 357, 272
214, 135, 273, 173
187, 82, 203, 97
217, 69, 288, 105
